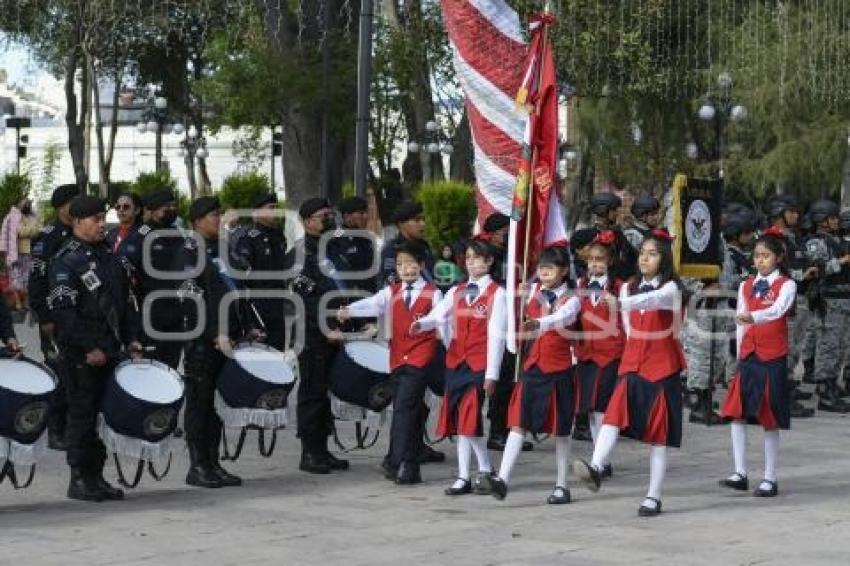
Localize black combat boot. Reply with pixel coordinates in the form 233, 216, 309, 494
67, 468, 104, 502
186, 443, 224, 488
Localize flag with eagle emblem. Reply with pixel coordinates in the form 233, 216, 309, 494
670, 174, 723, 279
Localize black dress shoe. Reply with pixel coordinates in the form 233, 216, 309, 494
521, 440, 534, 452
719, 473, 749, 491
94, 475, 125, 500
474, 470, 496, 495
572, 459, 601, 492
417, 444, 445, 464
444, 478, 472, 496
490, 477, 508, 500
395, 463, 422, 485
67, 470, 103, 502
186, 465, 225, 487
210, 463, 243, 486
546, 486, 571, 504
48, 430, 67, 451
753, 480, 778, 497
601, 464, 613, 479
299, 452, 331, 475
638, 497, 662, 516
322, 452, 350, 471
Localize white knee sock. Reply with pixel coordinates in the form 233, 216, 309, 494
456, 435, 472, 481
591, 424, 619, 470
730, 421, 748, 477
469, 436, 493, 473
590, 412, 604, 444
555, 436, 572, 488
764, 430, 780, 483
646, 445, 667, 502
497, 431, 525, 483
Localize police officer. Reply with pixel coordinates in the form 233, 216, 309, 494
176, 196, 263, 488
765, 195, 816, 418
804, 199, 850, 413
47, 196, 143, 501
380, 201, 435, 285
624, 193, 661, 251
118, 190, 186, 369
286, 198, 351, 474
234, 192, 288, 352
334, 196, 379, 294
29, 183, 79, 450
589, 192, 636, 280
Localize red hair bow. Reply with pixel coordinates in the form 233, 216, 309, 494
762, 226, 784, 238
593, 230, 616, 246
651, 228, 674, 242
471, 233, 492, 243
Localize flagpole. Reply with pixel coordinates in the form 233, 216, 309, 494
513, 8, 552, 383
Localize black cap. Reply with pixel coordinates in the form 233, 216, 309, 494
590, 192, 622, 215
145, 189, 177, 210
69, 196, 108, 219
483, 212, 510, 233
337, 196, 368, 215
808, 199, 840, 223
392, 200, 424, 224
51, 184, 80, 208
298, 197, 331, 219
723, 213, 754, 239
630, 193, 660, 217
189, 196, 221, 222
570, 228, 599, 252
252, 192, 278, 209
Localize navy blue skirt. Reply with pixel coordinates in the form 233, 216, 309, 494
507, 365, 575, 436
604, 372, 683, 448
575, 359, 620, 415
721, 355, 790, 430
436, 364, 485, 437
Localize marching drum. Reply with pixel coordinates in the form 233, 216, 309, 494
330, 340, 394, 413
216, 343, 294, 428
0, 357, 56, 484
98, 359, 184, 487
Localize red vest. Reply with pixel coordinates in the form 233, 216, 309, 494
523, 285, 574, 373
617, 285, 685, 382
738, 276, 790, 362
445, 281, 499, 373
388, 282, 438, 371
574, 278, 626, 366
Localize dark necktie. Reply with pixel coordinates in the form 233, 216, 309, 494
587, 280, 603, 297
752, 279, 770, 298
639, 284, 654, 294
465, 282, 479, 304
404, 283, 414, 309
541, 289, 557, 305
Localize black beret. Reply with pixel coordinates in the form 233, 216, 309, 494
145, 189, 177, 210
337, 196, 368, 215
483, 212, 510, 233
392, 200, 424, 224
590, 192, 622, 214
630, 193, 660, 217
51, 184, 80, 208
252, 192, 278, 209
189, 196, 221, 222
298, 197, 331, 219
69, 196, 108, 219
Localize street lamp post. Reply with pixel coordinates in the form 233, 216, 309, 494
407, 120, 453, 183
136, 96, 175, 173
696, 72, 748, 179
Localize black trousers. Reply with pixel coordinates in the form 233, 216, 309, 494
487, 351, 516, 439
387, 366, 430, 468
297, 343, 336, 453
183, 339, 226, 457
41, 326, 67, 437
65, 361, 114, 473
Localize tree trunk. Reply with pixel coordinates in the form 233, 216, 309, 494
450, 109, 475, 183
91, 66, 122, 198
64, 47, 89, 190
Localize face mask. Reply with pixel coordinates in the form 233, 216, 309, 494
21, 204, 32, 215
160, 211, 177, 226
322, 216, 337, 232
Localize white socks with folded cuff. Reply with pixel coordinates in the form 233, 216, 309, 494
497, 431, 525, 483
590, 424, 619, 470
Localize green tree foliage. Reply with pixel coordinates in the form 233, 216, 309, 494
416, 180, 476, 252
218, 172, 273, 211
0, 173, 31, 223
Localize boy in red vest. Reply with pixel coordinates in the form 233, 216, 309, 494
573, 230, 625, 478
412, 237, 506, 496
573, 230, 686, 517
719, 227, 796, 498
490, 246, 580, 503
338, 240, 442, 485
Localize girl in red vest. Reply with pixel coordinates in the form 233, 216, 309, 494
338, 240, 442, 485
573, 230, 685, 517
412, 237, 506, 496
719, 227, 796, 498
489, 246, 580, 503
573, 230, 626, 478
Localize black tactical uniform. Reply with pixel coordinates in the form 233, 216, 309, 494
47, 198, 139, 501
29, 183, 79, 448
176, 197, 260, 488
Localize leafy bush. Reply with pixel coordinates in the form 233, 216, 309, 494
218, 172, 272, 211
130, 171, 189, 221
416, 180, 476, 252
0, 173, 32, 223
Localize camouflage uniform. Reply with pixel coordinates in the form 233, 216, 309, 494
784, 229, 813, 379
719, 240, 754, 382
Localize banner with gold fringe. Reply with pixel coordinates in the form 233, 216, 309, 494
671, 174, 723, 279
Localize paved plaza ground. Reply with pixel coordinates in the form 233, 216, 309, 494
3, 321, 850, 565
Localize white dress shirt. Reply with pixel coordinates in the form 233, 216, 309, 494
532, 282, 581, 331
618, 277, 682, 337
416, 274, 506, 381
735, 269, 796, 352
345, 277, 443, 340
